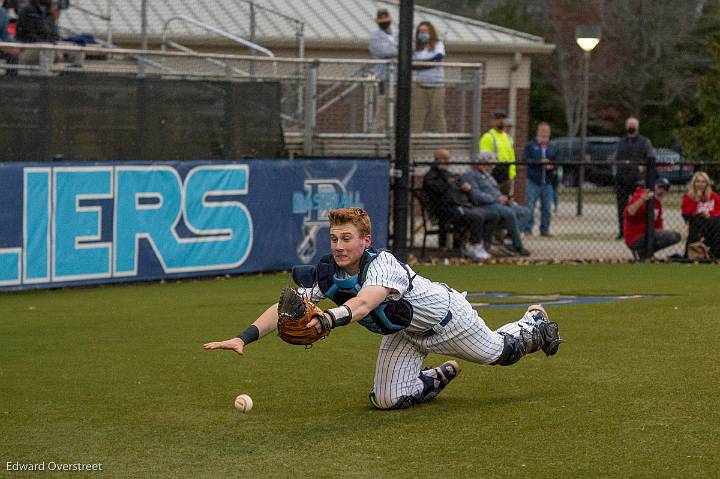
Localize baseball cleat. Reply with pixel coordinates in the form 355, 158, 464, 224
417, 360, 462, 404
526, 304, 548, 319
435, 360, 461, 385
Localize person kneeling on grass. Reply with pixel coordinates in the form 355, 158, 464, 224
204, 207, 562, 410
623, 176, 681, 260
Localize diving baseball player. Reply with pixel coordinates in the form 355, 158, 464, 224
204, 207, 563, 409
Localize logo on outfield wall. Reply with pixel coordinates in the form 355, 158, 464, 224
292, 164, 363, 264
0, 165, 253, 287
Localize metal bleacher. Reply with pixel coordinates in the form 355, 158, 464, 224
4, 1, 482, 164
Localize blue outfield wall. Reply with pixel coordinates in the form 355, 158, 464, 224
0, 159, 389, 291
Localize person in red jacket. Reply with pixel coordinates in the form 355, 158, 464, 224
623, 176, 680, 259
681, 171, 720, 257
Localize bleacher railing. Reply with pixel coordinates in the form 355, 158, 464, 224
0, 42, 484, 159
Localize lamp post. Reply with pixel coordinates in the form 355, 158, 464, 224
575, 26, 601, 216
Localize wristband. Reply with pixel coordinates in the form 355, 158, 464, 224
316, 313, 332, 332
236, 324, 260, 345
325, 305, 352, 328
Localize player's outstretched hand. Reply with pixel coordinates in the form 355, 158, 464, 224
306, 314, 327, 334
203, 338, 245, 356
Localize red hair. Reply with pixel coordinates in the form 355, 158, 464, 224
328, 208, 372, 237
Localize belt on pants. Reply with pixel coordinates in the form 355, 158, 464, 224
421, 310, 452, 337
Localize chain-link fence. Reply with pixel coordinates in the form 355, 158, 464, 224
3, 42, 719, 262
0, 42, 483, 157
409, 159, 720, 262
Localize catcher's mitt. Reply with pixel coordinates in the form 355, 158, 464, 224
277, 287, 330, 346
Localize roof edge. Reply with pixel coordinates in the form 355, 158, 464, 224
377, 0, 547, 44
113, 35, 554, 55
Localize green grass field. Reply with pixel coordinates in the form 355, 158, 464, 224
1, 264, 718, 478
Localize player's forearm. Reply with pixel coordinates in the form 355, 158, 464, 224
320, 299, 368, 329
317, 286, 389, 330
234, 303, 279, 346
320, 294, 383, 329
337, 297, 374, 323
253, 303, 280, 337
341, 287, 389, 322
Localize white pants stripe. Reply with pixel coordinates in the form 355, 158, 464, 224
372, 290, 536, 409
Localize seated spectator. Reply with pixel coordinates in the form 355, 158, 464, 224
623, 176, 681, 259
16, 0, 59, 64
0, 1, 20, 74
422, 149, 499, 260
3, 0, 21, 21
16, 0, 57, 42
681, 171, 720, 258
462, 155, 531, 256
3, 0, 22, 13
412, 21, 446, 133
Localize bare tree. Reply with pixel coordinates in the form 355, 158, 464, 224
418, 0, 718, 140
595, 1, 705, 117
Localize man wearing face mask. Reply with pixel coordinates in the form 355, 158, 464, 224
480, 111, 516, 197
368, 8, 398, 133
614, 116, 656, 240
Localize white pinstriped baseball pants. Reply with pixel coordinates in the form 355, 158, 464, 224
372, 289, 537, 409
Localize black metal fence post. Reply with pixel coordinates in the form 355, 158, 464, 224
392, 0, 414, 261
644, 157, 657, 259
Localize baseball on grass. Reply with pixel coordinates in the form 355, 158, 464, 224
234, 394, 253, 413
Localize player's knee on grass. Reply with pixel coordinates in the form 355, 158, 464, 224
369, 369, 452, 409
368, 389, 419, 410
369, 390, 406, 409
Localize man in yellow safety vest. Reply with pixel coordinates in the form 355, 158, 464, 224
480, 111, 516, 197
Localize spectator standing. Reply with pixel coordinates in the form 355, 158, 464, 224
614, 116, 655, 240
462, 156, 531, 256
368, 8, 398, 133
16, 0, 60, 65
422, 149, 498, 260
480, 111, 516, 197
1, 1, 20, 74
623, 176, 680, 259
412, 21, 446, 133
523, 122, 558, 236
681, 171, 720, 258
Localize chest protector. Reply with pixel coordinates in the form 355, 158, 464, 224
292, 249, 414, 335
